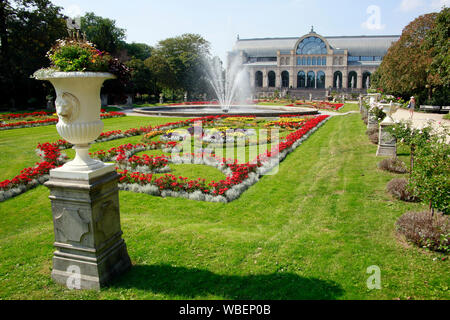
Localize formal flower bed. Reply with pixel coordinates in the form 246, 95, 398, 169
294, 101, 344, 111
0, 111, 127, 130
0, 114, 329, 203
1, 111, 53, 120
116, 115, 330, 202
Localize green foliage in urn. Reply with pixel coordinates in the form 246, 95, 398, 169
47, 38, 111, 72
370, 105, 386, 122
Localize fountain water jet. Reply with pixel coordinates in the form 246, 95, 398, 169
203, 56, 251, 113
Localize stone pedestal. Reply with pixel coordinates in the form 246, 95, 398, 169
377, 122, 397, 157
45, 165, 131, 290
367, 112, 378, 130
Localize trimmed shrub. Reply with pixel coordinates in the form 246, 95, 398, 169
396, 211, 449, 253
387, 178, 419, 202
378, 157, 408, 174
362, 115, 368, 125
366, 127, 379, 144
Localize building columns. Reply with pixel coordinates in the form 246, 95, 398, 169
262, 70, 268, 88
250, 71, 255, 88
343, 72, 348, 89
357, 73, 363, 89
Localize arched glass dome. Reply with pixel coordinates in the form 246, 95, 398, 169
297, 36, 327, 55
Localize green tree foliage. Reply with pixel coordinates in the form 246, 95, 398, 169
388, 120, 434, 173
372, 11, 448, 104
126, 58, 157, 95
125, 42, 152, 61
80, 12, 126, 55
146, 33, 211, 98
422, 7, 450, 93
0, 0, 67, 110
410, 136, 450, 215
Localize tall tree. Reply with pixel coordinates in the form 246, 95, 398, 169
126, 58, 157, 95
372, 12, 439, 103
80, 12, 126, 56
0, 0, 67, 110
146, 33, 210, 98
125, 42, 152, 61
423, 7, 450, 91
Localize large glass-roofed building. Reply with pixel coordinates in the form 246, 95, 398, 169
228, 28, 399, 94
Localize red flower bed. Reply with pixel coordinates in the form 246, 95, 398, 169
0, 111, 53, 120
117, 115, 329, 198
1, 111, 126, 130
1, 114, 329, 202
294, 101, 344, 111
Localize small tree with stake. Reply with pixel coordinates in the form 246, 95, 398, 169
409, 132, 449, 216
387, 120, 433, 174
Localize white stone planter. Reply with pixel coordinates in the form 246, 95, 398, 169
34, 71, 115, 172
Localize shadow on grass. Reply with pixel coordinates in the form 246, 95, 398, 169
111, 264, 344, 300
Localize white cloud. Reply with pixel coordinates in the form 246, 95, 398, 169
361, 5, 386, 31
430, 0, 450, 10
399, 0, 425, 12
65, 4, 83, 18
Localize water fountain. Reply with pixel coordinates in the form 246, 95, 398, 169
134, 55, 318, 117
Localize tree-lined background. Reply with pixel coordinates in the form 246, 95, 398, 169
372, 8, 449, 106
0, 0, 448, 111
0, 0, 215, 111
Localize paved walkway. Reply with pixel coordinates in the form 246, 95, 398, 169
392, 108, 450, 142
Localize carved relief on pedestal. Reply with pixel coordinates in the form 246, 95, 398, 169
95, 200, 120, 241
381, 130, 396, 146
54, 207, 90, 243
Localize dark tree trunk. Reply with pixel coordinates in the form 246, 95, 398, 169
0, 0, 8, 60
410, 144, 415, 176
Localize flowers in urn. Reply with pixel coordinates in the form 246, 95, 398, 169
33, 38, 130, 173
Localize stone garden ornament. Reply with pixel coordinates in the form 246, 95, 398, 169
33, 69, 131, 290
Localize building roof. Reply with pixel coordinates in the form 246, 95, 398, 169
233, 35, 400, 57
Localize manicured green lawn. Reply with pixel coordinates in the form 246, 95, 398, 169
0, 114, 448, 300
336, 103, 359, 113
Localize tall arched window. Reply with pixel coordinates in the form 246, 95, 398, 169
307, 57, 311, 65
317, 71, 325, 89
297, 71, 306, 88
307, 71, 315, 88
281, 71, 290, 88
362, 71, 371, 89
302, 57, 306, 65
268, 71, 276, 87
322, 57, 327, 66
333, 71, 343, 88
312, 57, 317, 65
297, 36, 328, 55
255, 71, 263, 87
348, 71, 357, 89
280, 57, 285, 65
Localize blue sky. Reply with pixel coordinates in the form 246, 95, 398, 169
51, 0, 449, 63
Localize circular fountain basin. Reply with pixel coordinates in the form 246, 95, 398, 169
133, 105, 319, 117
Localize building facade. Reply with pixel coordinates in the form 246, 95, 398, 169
228, 28, 399, 95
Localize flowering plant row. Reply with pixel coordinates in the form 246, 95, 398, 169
1, 111, 53, 120
294, 101, 344, 111
0, 111, 127, 131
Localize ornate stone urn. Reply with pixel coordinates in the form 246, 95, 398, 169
34, 71, 115, 173
34, 70, 131, 290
